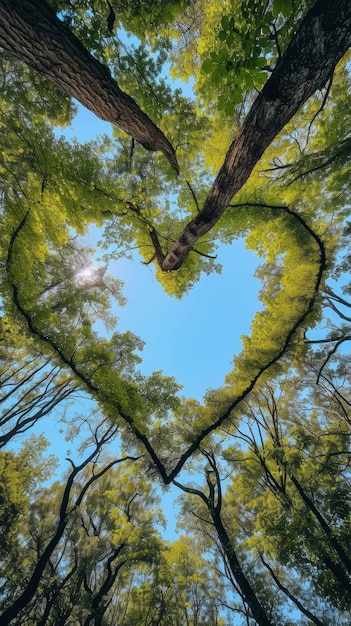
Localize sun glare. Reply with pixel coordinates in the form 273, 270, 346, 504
75, 266, 95, 284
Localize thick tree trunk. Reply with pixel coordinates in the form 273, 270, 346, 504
0, 0, 178, 172
211, 512, 274, 626
173, 477, 273, 626
0, 518, 69, 625
162, 0, 351, 270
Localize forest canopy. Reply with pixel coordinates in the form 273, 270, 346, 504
1, 0, 351, 624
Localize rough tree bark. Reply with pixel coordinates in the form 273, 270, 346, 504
0, 0, 179, 172
162, 0, 351, 270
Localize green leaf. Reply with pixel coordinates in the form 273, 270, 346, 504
224, 102, 235, 116
221, 15, 229, 30
202, 58, 214, 74
272, 0, 292, 18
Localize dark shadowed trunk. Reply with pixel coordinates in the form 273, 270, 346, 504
173, 475, 274, 626
210, 510, 274, 626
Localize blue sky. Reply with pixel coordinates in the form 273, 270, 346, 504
28, 103, 262, 537
61, 104, 261, 401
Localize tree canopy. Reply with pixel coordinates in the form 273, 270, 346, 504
1, 0, 351, 624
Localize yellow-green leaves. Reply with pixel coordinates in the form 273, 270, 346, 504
195, 0, 315, 114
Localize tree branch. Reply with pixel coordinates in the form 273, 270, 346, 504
6, 201, 326, 486
162, 0, 351, 271
0, 0, 178, 172
259, 556, 325, 626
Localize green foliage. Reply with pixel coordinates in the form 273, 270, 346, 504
0, 438, 57, 597
223, 372, 351, 614
2, 2, 351, 624
0, 53, 75, 127
167, 0, 315, 114
51, 0, 189, 43
118, 536, 227, 625
212, 0, 311, 112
